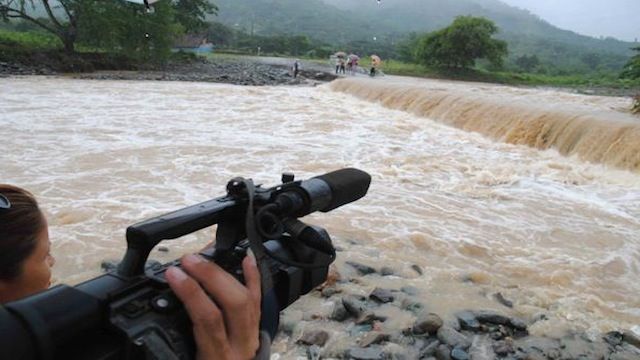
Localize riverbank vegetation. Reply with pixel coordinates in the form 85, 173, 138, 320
0, 0, 214, 59
1, 1, 640, 97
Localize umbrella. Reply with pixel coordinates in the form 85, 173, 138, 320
348, 54, 360, 60
371, 55, 381, 65
334, 51, 347, 58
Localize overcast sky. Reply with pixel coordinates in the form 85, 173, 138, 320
500, 0, 640, 42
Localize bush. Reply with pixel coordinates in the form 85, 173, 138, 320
415, 16, 508, 69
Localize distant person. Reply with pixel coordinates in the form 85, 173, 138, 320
335, 57, 341, 74
293, 59, 301, 78
346, 58, 353, 75
370, 55, 381, 77
339, 58, 346, 74
0, 185, 268, 359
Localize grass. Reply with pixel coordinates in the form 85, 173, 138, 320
352, 58, 640, 95
0, 29, 61, 49
3, 28, 638, 97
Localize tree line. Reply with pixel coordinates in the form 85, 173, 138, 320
0, 0, 215, 59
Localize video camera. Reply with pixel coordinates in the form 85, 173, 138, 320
0, 168, 371, 359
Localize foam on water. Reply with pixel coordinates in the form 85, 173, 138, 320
1, 77, 639, 335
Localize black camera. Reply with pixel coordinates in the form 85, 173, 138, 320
0, 168, 371, 359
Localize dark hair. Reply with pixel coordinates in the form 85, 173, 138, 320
0, 185, 45, 280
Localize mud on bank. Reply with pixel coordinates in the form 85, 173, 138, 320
0, 51, 337, 86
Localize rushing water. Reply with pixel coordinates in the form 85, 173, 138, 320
1, 77, 640, 341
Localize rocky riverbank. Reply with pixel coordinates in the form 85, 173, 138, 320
100, 256, 640, 360
0, 51, 337, 86
271, 260, 640, 360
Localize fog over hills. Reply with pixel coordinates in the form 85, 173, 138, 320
500, 0, 640, 42
214, 0, 634, 71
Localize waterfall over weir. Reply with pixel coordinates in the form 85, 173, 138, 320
330, 78, 640, 172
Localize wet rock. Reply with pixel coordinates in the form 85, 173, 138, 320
350, 324, 374, 336
297, 330, 330, 346
444, 318, 462, 332
401, 298, 425, 314
474, 310, 510, 325
468, 335, 495, 360
559, 333, 610, 359
321, 286, 341, 298
493, 292, 513, 308
343, 296, 368, 318
492, 340, 514, 356
609, 345, 640, 360
346, 346, 384, 360
487, 324, 510, 341
623, 330, 640, 349
411, 264, 424, 275
514, 336, 562, 359
531, 312, 548, 323
101, 260, 119, 272
604, 331, 624, 346
358, 332, 390, 347
450, 347, 469, 360
419, 340, 440, 358
307, 345, 321, 360
347, 261, 377, 275
356, 312, 387, 325
380, 267, 395, 276
370, 288, 394, 303
145, 260, 163, 271
437, 327, 471, 350
413, 313, 444, 335
280, 310, 303, 334
331, 301, 350, 322
435, 344, 452, 360
401, 286, 419, 296
509, 317, 528, 332
455, 311, 480, 331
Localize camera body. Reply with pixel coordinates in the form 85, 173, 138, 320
0, 168, 371, 360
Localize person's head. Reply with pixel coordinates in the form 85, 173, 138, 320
0, 185, 55, 303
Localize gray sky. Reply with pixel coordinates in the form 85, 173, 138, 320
500, 0, 640, 42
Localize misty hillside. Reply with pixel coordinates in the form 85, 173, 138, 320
213, 0, 634, 71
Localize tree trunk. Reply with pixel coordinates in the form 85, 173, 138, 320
61, 32, 76, 54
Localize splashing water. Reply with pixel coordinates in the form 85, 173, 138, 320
1, 77, 639, 337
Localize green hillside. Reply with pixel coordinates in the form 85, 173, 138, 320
212, 0, 636, 73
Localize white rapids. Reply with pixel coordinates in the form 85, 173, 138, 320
1, 76, 639, 341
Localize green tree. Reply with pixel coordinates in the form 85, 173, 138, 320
415, 16, 508, 69
172, 0, 216, 33
581, 52, 601, 70
620, 46, 640, 80
515, 54, 540, 73
0, 0, 80, 53
0, 0, 215, 55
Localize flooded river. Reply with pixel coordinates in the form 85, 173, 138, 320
1, 76, 639, 342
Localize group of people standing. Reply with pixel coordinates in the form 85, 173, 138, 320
335, 53, 381, 77
335, 56, 360, 75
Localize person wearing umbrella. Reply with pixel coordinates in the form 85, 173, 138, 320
335, 52, 347, 74
347, 54, 360, 75
370, 55, 381, 77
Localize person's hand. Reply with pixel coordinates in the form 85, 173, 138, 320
165, 252, 261, 360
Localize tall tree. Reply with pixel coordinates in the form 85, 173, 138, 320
0, 0, 216, 55
0, 0, 79, 53
620, 46, 640, 80
415, 16, 508, 69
